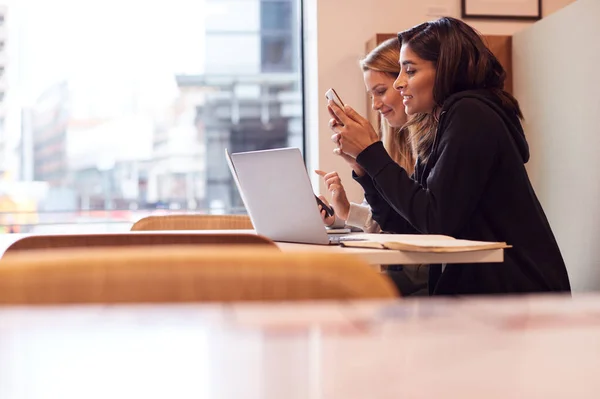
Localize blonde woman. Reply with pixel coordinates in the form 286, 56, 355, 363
316, 38, 428, 296
317, 38, 415, 232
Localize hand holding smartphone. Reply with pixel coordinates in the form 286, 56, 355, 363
325, 88, 345, 126
315, 195, 334, 217
325, 88, 345, 109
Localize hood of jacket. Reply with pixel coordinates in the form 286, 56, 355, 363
440, 89, 529, 163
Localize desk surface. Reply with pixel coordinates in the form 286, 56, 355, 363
0, 231, 504, 266
276, 232, 504, 265
0, 294, 597, 398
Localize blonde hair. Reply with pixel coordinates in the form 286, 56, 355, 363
360, 38, 415, 175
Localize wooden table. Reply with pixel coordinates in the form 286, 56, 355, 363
0, 293, 597, 398
0, 230, 504, 266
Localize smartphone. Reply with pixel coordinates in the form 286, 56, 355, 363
315, 195, 335, 217
325, 88, 345, 109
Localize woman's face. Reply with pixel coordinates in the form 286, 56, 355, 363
393, 44, 437, 115
363, 70, 408, 128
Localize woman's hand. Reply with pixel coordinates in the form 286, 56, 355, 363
327, 107, 366, 176
327, 100, 379, 159
315, 170, 351, 221
316, 195, 336, 226
332, 147, 366, 177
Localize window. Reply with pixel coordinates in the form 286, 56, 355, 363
261, 1, 292, 32
261, 35, 293, 72
1, 0, 304, 233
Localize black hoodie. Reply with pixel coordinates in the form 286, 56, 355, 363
354, 90, 571, 295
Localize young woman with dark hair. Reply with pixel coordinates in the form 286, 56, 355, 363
326, 17, 571, 295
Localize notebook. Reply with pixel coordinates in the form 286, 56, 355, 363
341, 238, 511, 252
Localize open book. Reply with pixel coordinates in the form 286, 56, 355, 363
341, 238, 511, 253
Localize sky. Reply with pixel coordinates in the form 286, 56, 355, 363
6, 0, 211, 107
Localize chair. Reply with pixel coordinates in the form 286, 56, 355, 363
130, 214, 253, 231
3, 232, 276, 255
0, 246, 399, 304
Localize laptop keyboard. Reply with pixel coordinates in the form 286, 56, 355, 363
328, 236, 366, 245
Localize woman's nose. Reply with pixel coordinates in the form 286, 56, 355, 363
371, 98, 382, 111
393, 75, 405, 91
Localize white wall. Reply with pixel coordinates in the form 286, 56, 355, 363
513, 0, 599, 292
306, 0, 577, 202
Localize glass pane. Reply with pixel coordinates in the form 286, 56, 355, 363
261, 35, 293, 72
0, 0, 304, 233
261, 1, 292, 32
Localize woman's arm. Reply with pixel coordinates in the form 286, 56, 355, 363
356, 99, 501, 235
345, 201, 381, 233
354, 172, 419, 234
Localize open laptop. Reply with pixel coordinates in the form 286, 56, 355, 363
225, 147, 354, 245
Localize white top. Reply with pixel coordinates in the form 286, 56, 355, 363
346, 202, 381, 232
330, 200, 381, 233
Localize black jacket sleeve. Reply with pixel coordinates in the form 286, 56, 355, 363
355, 99, 500, 235
353, 165, 419, 234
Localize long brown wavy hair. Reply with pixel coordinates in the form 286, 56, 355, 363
398, 17, 523, 162
360, 38, 415, 175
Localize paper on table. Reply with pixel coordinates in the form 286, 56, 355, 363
341, 238, 511, 253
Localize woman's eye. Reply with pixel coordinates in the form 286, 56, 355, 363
406, 69, 416, 76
